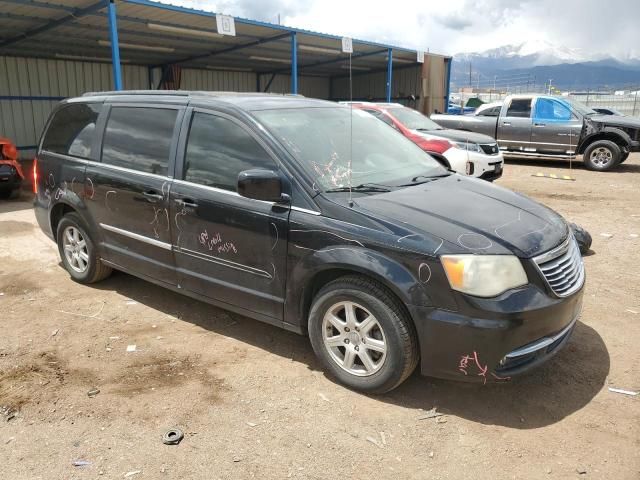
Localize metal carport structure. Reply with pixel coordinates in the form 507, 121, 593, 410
0, 0, 452, 157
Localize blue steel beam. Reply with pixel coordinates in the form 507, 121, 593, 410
290, 32, 298, 94
107, 0, 122, 90
444, 58, 452, 113
0, 0, 108, 48
386, 48, 393, 103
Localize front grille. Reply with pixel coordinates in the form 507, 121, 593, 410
480, 143, 499, 155
534, 235, 584, 297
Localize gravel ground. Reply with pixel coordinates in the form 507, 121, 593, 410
1, 154, 639, 479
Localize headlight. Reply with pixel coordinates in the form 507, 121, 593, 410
441, 254, 528, 297
452, 141, 482, 153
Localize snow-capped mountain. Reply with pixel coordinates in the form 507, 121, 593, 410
452, 41, 640, 90
457, 40, 591, 66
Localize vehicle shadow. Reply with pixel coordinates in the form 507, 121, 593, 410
382, 320, 609, 429
504, 156, 640, 173
93, 271, 608, 430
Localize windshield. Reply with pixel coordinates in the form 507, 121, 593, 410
253, 107, 446, 191
388, 107, 443, 131
563, 97, 596, 116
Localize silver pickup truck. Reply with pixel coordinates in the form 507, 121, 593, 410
431, 94, 640, 171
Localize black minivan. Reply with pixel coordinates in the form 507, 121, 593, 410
34, 91, 585, 393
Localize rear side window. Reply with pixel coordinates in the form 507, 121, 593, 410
183, 112, 276, 191
101, 107, 177, 176
42, 103, 102, 158
478, 106, 500, 117
506, 99, 532, 118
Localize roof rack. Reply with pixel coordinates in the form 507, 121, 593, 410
82, 90, 305, 98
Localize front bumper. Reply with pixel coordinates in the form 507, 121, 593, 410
443, 149, 504, 181
408, 282, 584, 383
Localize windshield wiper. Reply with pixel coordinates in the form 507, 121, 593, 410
416, 128, 435, 132
399, 173, 452, 186
324, 183, 392, 193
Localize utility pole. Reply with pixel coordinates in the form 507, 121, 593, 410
469, 62, 472, 88
547, 79, 553, 95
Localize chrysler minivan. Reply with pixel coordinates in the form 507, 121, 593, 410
34, 91, 585, 393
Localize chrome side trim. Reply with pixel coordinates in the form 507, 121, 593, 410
505, 316, 578, 359
291, 206, 321, 216
178, 247, 273, 279
91, 161, 171, 181
499, 139, 573, 147
99, 223, 172, 250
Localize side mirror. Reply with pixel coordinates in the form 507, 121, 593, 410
237, 169, 288, 203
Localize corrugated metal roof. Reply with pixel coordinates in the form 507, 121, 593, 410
0, 0, 449, 76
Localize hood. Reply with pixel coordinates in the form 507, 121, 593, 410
413, 128, 497, 145
352, 175, 569, 258
588, 114, 640, 129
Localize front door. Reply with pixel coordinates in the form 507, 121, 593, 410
170, 109, 289, 322
531, 97, 583, 154
85, 104, 184, 285
497, 98, 533, 151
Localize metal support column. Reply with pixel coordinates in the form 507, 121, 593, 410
291, 32, 298, 94
386, 48, 393, 103
444, 57, 452, 113
107, 0, 122, 91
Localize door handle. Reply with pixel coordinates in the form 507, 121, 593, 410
502, 122, 512, 126
175, 197, 198, 208
534, 123, 546, 127
142, 190, 164, 202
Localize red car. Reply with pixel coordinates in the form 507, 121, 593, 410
0, 137, 24, 198
344, 102, 503, 181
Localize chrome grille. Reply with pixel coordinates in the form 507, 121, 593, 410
534, 235, 584, 297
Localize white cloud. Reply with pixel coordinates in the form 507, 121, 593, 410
162, 0, 640, 59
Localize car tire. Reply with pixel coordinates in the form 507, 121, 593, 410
569, 222, 592, 255
583, 140, 621, 171
308, 275, 419, 394
56, 212, 112, 284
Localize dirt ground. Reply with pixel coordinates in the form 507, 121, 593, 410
1, 155, 639, 480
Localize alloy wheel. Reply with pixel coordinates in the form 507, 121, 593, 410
62, 226, 89, 273
590, 147, 613, 167
321, 301, 387, 376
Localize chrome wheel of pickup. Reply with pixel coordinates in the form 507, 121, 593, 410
589, 146, 613, 167
62, 226, 89, 273
322, 301, 387, 376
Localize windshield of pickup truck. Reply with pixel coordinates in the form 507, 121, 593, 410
563, 98, 597, 116
388, 107, 443, 131
254, 107, 446, 191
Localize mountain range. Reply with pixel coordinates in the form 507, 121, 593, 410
451, 41, 640, 91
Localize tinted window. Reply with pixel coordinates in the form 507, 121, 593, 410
101, 107, 177, 176
42, 103, 102, 158
184, 112, 276, 191
506, 99, 532, 118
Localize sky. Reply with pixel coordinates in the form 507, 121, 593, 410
161, 0, 640, 60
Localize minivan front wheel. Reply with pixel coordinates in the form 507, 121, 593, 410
308, 276, 418, 393
56, 213, 112, 284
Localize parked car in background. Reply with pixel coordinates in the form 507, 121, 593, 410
0, 137, 24, 199
34, 91, 584, 393
447, 101, 476, 115
431, 94, 640, 171
592, 107, 626, 116
343, 102, 504, 181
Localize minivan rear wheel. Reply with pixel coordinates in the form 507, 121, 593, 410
56, 213, 112, 283
308, 276, 418, 393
